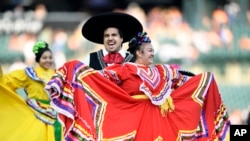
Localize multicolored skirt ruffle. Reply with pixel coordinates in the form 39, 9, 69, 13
45, 60, 230, 141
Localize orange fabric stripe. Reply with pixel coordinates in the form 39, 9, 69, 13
131, 94, 148, 99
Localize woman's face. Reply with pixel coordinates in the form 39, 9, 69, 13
137, 43, 154, 66
38, 50, 54, 69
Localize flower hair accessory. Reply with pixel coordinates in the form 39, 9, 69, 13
32, 41, 48, 54
129, 32, 151, 45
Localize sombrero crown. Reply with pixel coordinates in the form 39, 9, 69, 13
82, 12, 143, 44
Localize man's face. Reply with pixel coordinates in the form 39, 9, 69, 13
103, 27, 123, 53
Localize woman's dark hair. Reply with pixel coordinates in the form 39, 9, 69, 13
127, 32, 151, 61
32, 41, 51, 63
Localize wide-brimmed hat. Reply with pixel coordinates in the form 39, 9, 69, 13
82, 12, 143, 44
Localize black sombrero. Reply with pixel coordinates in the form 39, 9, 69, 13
82, 12, 143, 44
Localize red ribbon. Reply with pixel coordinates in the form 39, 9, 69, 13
103, 53, 124, 64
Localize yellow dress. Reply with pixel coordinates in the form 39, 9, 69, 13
0, 66, 60, 141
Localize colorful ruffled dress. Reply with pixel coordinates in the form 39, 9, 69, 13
0, 66, 62, 141
45, 60, 230, 141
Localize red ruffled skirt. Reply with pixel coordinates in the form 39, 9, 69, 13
45, 60, 230, 141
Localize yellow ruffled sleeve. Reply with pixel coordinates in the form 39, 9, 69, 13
1, 69, 28, 91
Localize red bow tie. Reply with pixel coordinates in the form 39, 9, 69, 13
103, 53, 124, 64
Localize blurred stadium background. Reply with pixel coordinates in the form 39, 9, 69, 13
0, 0, 250, 125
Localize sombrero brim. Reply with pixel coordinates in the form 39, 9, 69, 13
82, 12, 143, 44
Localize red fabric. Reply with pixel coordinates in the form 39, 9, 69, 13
103, 53, 124, 64
86, 73, 204, 140
47, 61, 97, 140
45, 61, 230, 141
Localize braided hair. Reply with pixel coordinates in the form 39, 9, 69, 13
32, 41, 51, 63
127, 32, 151, 61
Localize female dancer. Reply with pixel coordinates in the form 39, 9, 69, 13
46, 32, 230, 141
0, 41, 62, 141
